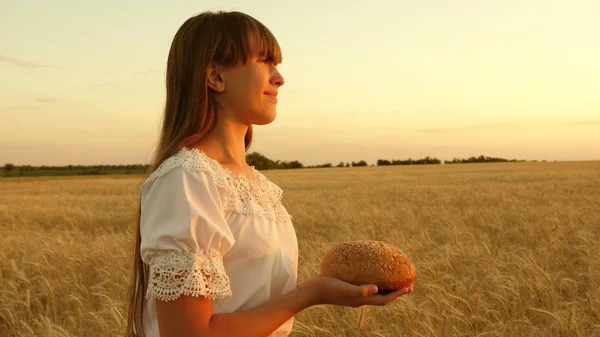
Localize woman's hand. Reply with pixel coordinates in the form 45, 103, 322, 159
300, 276, 413, 308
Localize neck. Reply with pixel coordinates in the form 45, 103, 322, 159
195, 118, 250, 166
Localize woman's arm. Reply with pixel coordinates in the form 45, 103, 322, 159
155, 276, 413, 337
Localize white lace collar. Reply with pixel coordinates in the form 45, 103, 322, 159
139, 147, 291, 224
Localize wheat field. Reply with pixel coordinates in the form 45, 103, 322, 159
1, 161, 599, 337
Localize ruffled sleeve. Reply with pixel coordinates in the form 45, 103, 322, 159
139, 164, 235, 303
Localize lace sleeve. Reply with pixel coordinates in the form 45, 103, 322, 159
145, 249, 231, 302
139, 162, 235, 303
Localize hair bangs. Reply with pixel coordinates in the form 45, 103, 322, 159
250, 20, 282, 65
213, 12, 282, 66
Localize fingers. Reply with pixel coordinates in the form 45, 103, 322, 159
362, 285, 413, 306
354, 284, 378, 297
329, 278, 378, 298
385, 287, 410, 300
366, 285, 379, 296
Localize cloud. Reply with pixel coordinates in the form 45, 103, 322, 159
420, 120, 600, 133
89, 81, 114, 90
347, 112, 375, 116
564, 120, 600, 126
36, 98, 59, 103
420, 123, 521, 133
0, 54, 64, 69
134, 69, 161, 75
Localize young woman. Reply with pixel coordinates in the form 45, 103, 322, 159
125, 10, 413, 337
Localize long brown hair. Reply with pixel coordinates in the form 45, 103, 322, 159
125, 11, 282, 336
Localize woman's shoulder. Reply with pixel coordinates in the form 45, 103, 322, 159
137, 147, 292, 223
138, 147, 230, 194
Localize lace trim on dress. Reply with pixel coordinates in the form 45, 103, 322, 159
139, 147, 292, 225
145, 249, 232, 302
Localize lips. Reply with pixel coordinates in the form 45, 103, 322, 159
264, 91, 278, 103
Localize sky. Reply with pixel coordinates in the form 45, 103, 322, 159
1, 0, 599, 166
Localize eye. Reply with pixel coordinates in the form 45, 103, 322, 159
260, 57, 271, 64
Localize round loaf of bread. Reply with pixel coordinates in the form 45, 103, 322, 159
320, 240, 416, 293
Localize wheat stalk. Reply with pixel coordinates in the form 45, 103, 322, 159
357, 306, 368, 329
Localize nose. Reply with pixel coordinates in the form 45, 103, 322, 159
271, 68, 285, 87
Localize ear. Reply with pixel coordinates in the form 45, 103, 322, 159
207, 61, 225, 92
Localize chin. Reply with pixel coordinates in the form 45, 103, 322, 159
252, 111, 277, 125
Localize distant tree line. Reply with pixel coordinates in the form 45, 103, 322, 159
377, 156, 441, 166
1, 153, 535, 177
443, 155, 526, 164
1, 163, 150, 177
245, 152, 370, 170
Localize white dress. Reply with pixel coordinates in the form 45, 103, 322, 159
137, 147, 299, 337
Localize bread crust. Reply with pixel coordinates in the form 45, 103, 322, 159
320, 240, 416, 290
